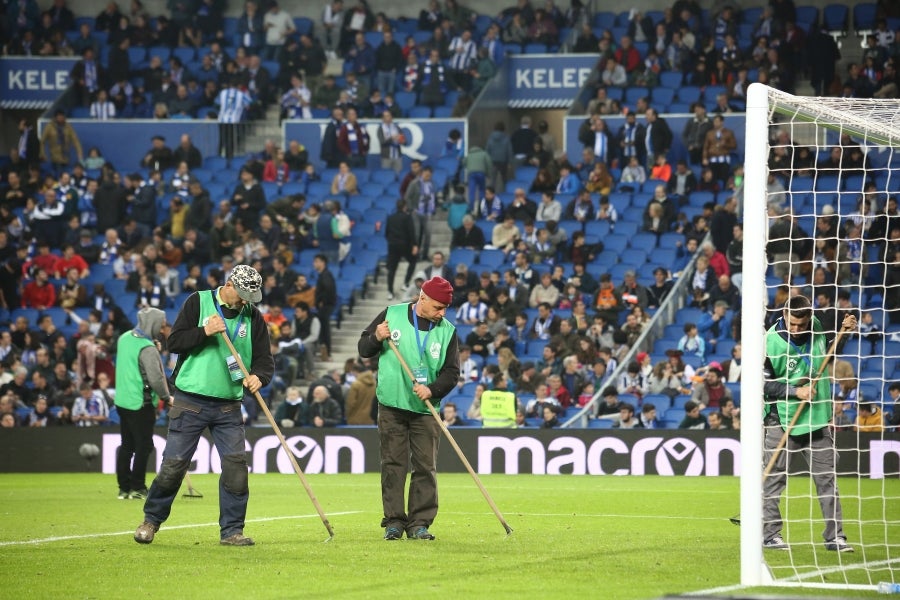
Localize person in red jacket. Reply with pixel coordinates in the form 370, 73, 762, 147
21, 268, 57, 309
53, 244, 90, 279
701, 240, 731, 278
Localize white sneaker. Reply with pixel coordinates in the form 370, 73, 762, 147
387, 292, 394, 301
763, 535, 789, 550
825, 537, 854, 552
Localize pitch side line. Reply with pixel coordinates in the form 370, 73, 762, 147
0, 511, 362, 547
443, 511, 728, 521
784, 556, 900, 582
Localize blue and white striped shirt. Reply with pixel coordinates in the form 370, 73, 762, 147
216, 87, 252, 123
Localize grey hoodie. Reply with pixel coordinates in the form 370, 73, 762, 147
135, 307, 171, 402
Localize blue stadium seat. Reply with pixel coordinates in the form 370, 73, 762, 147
592, 12, 616, 29
433, 106, 453, 118
658, 71, 683, 89
478, 249, 506, 270
853, 2, 875, 35
795, 6, 820, 27
676, 86, 701, 104
651, 87, 674, 106
823, 4, 848, 33
172, 47, 195, 64
524, 43, 547, 54
408, 106, 432, 119
293, 17, 314, 35
588, 418, 615, 429
148, 46, 171, 62
625, 86, 649, 106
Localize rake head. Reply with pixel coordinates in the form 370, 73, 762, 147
182, 485, 203, 499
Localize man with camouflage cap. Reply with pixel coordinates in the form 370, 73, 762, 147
134, 264, 274, 547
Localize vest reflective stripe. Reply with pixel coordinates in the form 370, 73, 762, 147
175, 290, 254, 400
481, 390, 517, 428
376, 303, 456, 414
114, 331, 155, 410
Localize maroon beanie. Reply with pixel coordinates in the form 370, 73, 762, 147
421, 276, 453, 305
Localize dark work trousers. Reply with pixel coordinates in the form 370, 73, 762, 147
143, 391, 249, 540
116, 403, 157, 493
762, 419, 844, 543
318, 303, 335, 356
385, 244, 417, 296
378, 403, 441, 534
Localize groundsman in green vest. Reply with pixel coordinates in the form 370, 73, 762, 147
761, 294, 856, 553
134, 265, 274, 548
114, 307, 173, 501
358, 277, 460, 541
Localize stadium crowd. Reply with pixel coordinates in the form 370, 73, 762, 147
1, 0, 900, 432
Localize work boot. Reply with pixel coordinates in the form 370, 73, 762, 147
320, 345, 330, 361
407, 527, 435, 540
134, 521, 159, 544
220, 533, 255, 546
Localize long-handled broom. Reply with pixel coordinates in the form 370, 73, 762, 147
182, 473, 203, 499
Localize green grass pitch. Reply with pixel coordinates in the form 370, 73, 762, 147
0, 473, 896, 598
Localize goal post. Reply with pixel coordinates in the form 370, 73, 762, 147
741, 83, 900, 591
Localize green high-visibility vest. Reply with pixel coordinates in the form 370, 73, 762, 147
481, 390, 517, 428
764, 316, 832, 436
175, 289, 254, 400
114, 331, 156, 410
376, 303, 456, 414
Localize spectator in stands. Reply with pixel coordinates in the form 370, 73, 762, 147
708, 273, 740, 310
70, 47, 104, 107
261, 1, 295, 62
698, 299, 733, 353
667, 161, 697, 205
616, 270, 649, 312
384, 199, 418, 301
319, 106, 344, 169
600, 57, 627, 87
25, 190, 67, 248
140, 135, 174, 171
682, 103, 712, 165
678, 399, 708, 429
451, 214, 486, 250
329, 161, 358, 196
527, 8, 558, 46
215, 78, 252, 161
171, 134, 202, 169
280, 74, 312, 119
230, 167, 265, 229
643, 108, 673, 169
447, 29, 477, 92
40, 110, 83, 176
530, 302, 560, 342
489, 214, 519, 256
529, 272, 559, 308
418, 48, 448, 109
677, 322, 706, 363
511, 115, 538, 166
502, 11, 528, 47
594, 385, 620, 421
20, 267, 56, 309
420, 251, 453, 282
336, 108, 369, 168
312, 254, 336, 361
405, 166, 438, 259
702, 114, 737, 183
375, 110, 404, 173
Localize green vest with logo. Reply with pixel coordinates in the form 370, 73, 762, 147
764, 316, 832, 436
175, 289, 254, 401
481, 390, 517, 428
376, 303, 456, 414
115, 331, 156, 410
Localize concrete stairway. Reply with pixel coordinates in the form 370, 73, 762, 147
316, 211, 455, 376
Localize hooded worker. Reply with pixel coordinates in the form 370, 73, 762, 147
114, 306, 172, 500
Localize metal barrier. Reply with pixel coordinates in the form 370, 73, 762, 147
561, 235, 707, 428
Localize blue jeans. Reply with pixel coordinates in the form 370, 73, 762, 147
143, 390, 249, 539
376, 70, 396, 95
467, 172, 486, 211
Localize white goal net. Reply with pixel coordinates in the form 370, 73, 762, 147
741, 83, 900, 591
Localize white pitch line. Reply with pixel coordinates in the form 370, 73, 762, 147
442, 511, 729, 521
784, 556, 900, 582
0, 511, 362, 547
682, 583, 748, 596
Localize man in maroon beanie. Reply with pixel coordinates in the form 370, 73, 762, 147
358, 277, 460, 541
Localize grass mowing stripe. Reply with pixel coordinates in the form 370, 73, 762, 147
0, 510, 362, 547
785, 556, 900, 582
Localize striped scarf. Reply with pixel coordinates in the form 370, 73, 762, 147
99, 241, 119, 265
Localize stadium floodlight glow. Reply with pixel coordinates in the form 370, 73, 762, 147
742, 83, 900, 593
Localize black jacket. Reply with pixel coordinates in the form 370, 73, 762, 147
168, 290, 275, 394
